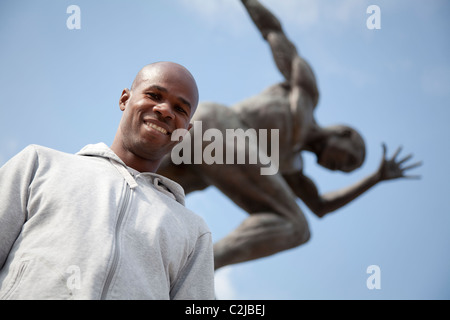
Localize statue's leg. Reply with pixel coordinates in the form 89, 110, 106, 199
196, 161, 311, 270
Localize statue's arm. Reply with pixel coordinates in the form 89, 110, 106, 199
241, 0, 283, 40
285, 169, 394, 218
240, 0, 319, 105
284, 145, 422, 218
289, 172, 381, 218
241, 0, 297, 81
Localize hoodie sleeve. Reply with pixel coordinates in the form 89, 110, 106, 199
170, 231, 215, 300
0, 145, 38, 269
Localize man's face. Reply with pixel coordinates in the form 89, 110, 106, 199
118, 63, 198, 162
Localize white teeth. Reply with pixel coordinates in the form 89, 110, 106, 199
146, 122, 168, 135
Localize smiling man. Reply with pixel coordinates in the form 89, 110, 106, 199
112, 62, 199, 172
0, 61, 215, 300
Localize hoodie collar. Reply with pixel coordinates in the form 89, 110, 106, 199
76, 143, 186, 206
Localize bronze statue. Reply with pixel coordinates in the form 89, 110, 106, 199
157, 0, 421, 270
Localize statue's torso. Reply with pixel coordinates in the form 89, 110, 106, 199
231, 83, 315, 173
190, 82, 315, 174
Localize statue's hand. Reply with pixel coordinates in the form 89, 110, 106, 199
376, 143, 422, 182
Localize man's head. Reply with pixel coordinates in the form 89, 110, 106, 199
112, 61, 199, 171
317, 125, 366, 173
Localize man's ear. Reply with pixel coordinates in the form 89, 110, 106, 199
119, 88, 131, 111
187, 123, 193, 131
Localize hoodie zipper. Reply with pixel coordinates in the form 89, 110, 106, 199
100, 183, 132, 300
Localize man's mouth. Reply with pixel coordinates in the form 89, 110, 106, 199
144, 121, 170, 135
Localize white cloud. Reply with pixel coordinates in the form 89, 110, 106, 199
177, 0, 368, 33
334, 0, 367, 23
276, 0, 368, 31
214, 266, 239, 300
180, 0, 240, 16
178, 0, 244, 33
263, 0, 320, 30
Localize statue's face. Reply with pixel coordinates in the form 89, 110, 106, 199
318, 127, 365, 172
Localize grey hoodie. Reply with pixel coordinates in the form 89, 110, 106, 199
0, 143, 214, 300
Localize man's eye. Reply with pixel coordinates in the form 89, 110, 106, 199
147, 92, 160, 100
175, 105, 188, 115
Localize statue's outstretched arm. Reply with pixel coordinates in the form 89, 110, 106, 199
284, 145, 422, 218
241, 0, 297, 81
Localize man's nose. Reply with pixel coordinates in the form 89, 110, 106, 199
153, 102, 175, 120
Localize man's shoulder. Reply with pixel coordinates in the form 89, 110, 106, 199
165, 199, 211, 237
22, 144, 79, 161
22, 144, 68, 154
1, 144, 80, 174
8, 144, 63, 162
184, 208, 211, 235
15, 144, 107, 170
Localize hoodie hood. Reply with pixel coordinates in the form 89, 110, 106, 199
76, 143, 186, 206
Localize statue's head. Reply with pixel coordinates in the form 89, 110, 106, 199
317, 125, 366, 172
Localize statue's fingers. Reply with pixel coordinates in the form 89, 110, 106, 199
401, 161, 423, 171
391, 146, 403, 161
398, 154, 413, 165
382, 143, 387, 159
403, 174, 422, 180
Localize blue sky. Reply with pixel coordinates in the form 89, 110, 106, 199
1, 0, 449, 299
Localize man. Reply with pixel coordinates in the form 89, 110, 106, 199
157, 0, 421, 270
0, 61, 215, 299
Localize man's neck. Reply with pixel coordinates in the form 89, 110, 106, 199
110, 141, 161, 173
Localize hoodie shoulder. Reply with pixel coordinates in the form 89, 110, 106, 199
77, 143, 121, 160
22, 144, 67, 159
